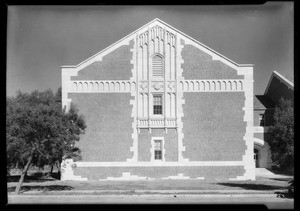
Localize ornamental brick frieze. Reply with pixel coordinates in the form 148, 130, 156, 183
71, 80, 136, 92
139, 81, 148, 91
179, 79, 244, 92
151, 81, 164, 91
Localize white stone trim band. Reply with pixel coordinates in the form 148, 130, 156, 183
70, 80, 136, 93
74, 161, 244, 167
180, 80, 244, 92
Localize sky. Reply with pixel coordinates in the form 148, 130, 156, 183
7, 3, 294, 96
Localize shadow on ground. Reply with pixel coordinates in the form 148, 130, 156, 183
7, 172, 60, 183
218, 183, 285, 190
269, 178, 293, 182
275, 191, 294, 199
7, 185, 73, 193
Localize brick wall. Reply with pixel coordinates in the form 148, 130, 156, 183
181, 39, 244, 80
182, 93, 246, 161
73, 166, 245, 180
138, 128, 178, 162
69, 93, 133, 161
71, 40, 134, 80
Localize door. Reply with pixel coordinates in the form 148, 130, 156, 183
254, 149, 259, 168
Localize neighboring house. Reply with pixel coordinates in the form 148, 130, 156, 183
253, 71, 294, 169
61, 18, 256, 181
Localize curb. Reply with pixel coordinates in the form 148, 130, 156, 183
8, 189, 279, 196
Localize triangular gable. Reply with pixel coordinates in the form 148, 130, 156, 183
264, 71, 294, 95
61, 18, 253, 72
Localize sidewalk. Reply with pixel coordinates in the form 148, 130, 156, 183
7, 172, 293, 198
8, 189, 284, 198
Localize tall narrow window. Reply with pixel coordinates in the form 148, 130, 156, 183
259, 114, 265, 126
153, 95, 163, 115
152, 55, 163, 77
154, 140, 162, 160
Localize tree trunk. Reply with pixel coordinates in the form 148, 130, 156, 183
15, 155, 33, 194
50, 164, 54, 174
56, 161, 61, 179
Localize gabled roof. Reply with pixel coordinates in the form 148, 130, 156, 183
254, 95, 275, 109
264, 71, 294, 95
61, 18, 253, 70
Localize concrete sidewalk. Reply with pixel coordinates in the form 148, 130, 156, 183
8, 189, 284, 198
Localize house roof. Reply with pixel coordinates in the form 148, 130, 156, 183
61, 18, 254, 69
264, 71, 294, 95
254, 95, 275, 109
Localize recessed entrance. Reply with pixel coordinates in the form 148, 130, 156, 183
254, 148, 259, 168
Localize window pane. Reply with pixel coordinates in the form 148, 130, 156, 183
154, 140, 162, 150
153, 95, 163, 114
259, 114, 265, 126
154, 140, 162, 160
155, 151, 162, 160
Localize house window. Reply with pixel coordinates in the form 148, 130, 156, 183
259, 114, 265, 126
154, 140, 162, 160
152, 55, 163, 77
153, 95, 163, 115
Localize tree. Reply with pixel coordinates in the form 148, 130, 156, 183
267, 97, 294, 172
6, 88, 86, 194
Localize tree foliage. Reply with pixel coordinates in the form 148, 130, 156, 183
6, 88, 86, 193
267, 98, 294, 172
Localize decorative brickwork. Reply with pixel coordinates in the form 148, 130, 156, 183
181, 41, 244, 80
69, 93, 133, 162
138, 128, 178, 162
71, 40, 134, 81
61, 18, 255, 181
182, 93, 246, 161
73, 166, 245, 180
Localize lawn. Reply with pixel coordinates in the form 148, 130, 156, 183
7, 171, 293, 193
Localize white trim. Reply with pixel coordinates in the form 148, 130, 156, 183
254, 138, 265, 147
229, 66, 255, 181
74, 161, 244, 167
180, 79, 245, 92
60, 159, 87, 181
61, 18, 253, 71
162, 173, 190, 180
99, 172, 152, 181
253, 126, 269, 133
176, 35, 189, 162
264, 71, 294, 95
127, 39, 138, 162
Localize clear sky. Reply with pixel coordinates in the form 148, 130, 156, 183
7, 3, 293, 96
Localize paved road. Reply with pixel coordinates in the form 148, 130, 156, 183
7, 194, 294, 209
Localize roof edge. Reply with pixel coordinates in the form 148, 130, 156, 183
61, 18, 254, 69
264, 71, 294, 95
155, 18, 254, 68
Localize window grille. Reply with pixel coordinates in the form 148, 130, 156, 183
152, 55, 163, 77
153, 95, 163, 115
154, 140, 162, 160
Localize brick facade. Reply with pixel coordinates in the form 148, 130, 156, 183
182, 93, 246, 161
69, 93, 133, 162
181, 41, 244, 80
73, 166, 245, 180
61, 19, 255, 181
71, 40, 134, 81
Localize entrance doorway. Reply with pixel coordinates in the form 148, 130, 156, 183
254, 148, 259, 168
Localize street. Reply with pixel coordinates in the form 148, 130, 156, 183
7, 194, 294, 209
